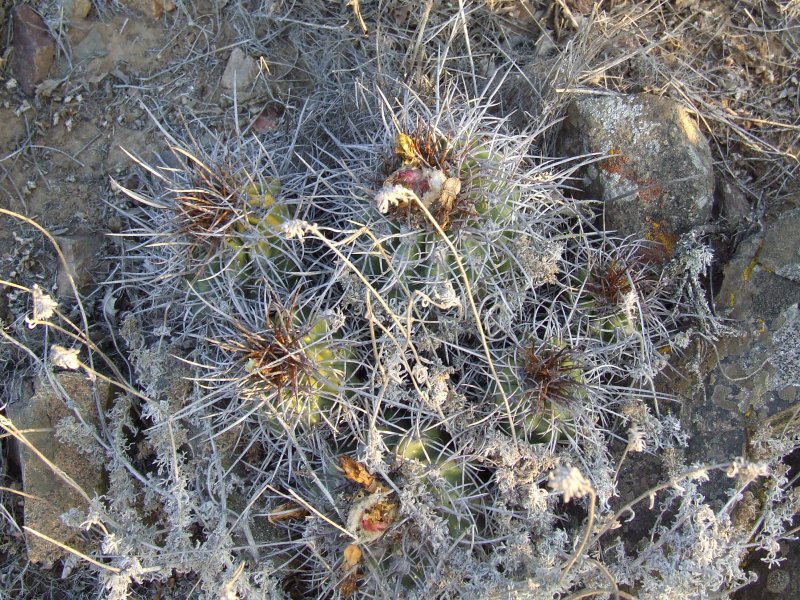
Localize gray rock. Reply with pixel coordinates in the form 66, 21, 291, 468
55, 233, 104, 298
0, 107, 25, 154
10, 6, 55, 95
719, 208, 800, 324
733, 542, 800, 600
221, 47, 258, 92
106, 127, 151, 173
7, 373, 111, 566
716, 174, 753, 237
757, 208, 800, 284
74, 26, 108, 64
557, 93, 714, 243
677, 205, 800, 473
60, 0, 92, 19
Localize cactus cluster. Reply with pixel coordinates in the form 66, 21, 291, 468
92, 79, 727, 599
2, 3, 796, 598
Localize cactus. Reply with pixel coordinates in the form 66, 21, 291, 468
492, 342, 580, 445
350, 121, 562, 336
392, 427, 485, 538
93, 77, 725, 599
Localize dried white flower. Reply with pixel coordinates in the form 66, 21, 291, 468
527, 485, 549, 513
101, 533, 120, 555
430, 280, 461, 310
514, 237, 563, 287
381, 350, 406, 385
420, 168, 447, 207
375, 184, 420, 213
51, 345, 82, 370
548, 464, 593, 503
27, 284, 58, 328
726, 457, 769, 481
280, 220, 308, 240
424, 370, 450, 410
671, 330, 692, 350
411, 363, 429, 385
626, 426, 646, 453
152, 325, 171, 337
620, 290, 639, 328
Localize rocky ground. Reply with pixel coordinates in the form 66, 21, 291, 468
0, 1, 798, 598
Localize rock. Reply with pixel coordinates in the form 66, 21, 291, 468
10, 6, 56, 95
258, 36, 313, 102
734, 545, 800, 600
106, 127, 151, 173
65, 16, 165, 79
119, 0, 176, 19
60, 0, 92, 19
557, 93, 714, 243
757, 209, 800, 283
716, 174, 752, 235
0, 107, 25, 154
705, 174, 754, 274
719, 208, 800, 323
7, 373, 111, 566
221, 47, 258, 92
74, 26, 108, 65
55, 233, 104, 298
676, 205, 800, 478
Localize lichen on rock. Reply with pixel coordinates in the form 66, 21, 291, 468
557, 93, 714, 243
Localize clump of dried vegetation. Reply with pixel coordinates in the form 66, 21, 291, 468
1, 1, 798, 599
